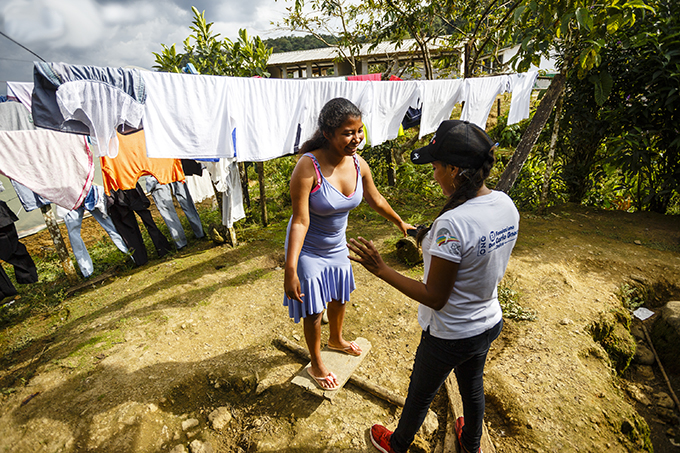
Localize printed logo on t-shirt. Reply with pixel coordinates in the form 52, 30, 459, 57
477, 224, 518, 256
435, 228, 461, 255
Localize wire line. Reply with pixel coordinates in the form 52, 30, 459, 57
0, 31, 46, 62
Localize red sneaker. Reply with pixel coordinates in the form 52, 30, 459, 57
455, 416, 482, 453
370, 424, 396, 453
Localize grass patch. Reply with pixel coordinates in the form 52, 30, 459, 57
616, 283, 646, 312
498, 282, 537, 321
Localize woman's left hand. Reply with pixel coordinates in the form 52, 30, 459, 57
347, 237, 386, 277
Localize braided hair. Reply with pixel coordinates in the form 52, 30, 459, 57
299, 98, 362, 154
416, 146, 497, 246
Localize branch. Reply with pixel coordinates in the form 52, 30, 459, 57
468, 0, 524, 72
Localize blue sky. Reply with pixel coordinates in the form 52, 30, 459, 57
0, 0, 292, 94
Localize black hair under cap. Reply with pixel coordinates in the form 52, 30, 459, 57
410, 120, 494, 169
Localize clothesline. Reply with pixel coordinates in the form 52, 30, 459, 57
18, 61, 537, 162
0, 61, 538, 215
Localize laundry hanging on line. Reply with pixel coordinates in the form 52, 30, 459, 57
0, 101, 94, 211
27, 61, 540, 163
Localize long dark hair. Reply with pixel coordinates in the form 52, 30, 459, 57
299, 98, 362, 154
416, 147, 496, 245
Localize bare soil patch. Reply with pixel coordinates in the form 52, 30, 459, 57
1, 202, 679, 452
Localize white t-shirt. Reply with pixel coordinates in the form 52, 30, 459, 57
418, 190, 519, 339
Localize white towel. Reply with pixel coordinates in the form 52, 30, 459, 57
56, 80, 144, 158
226, 77, 308, 162
419, 79, 466, 138
507, 71, 538, 125
141, 71, 235, 160
0, 130, 94, 210
185, 168, 216, 204
365, 80, 421, 145
460, 75, 511, 129
204, 159, 245, 227
297, 78, 374, 148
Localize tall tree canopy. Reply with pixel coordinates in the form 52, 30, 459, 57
558, 0, 679, 212
276, 0, 373, 76
264, 34, 338, 53
153, 6, 272, 77
496, 0, 654, 192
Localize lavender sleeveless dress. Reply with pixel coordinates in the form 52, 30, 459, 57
283, 153, 363, 323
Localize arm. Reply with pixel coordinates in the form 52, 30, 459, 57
284, 156, 317, 303
348, 236, 458, 310
358, 156, 413, 236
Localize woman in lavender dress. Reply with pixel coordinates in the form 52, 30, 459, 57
284, 98, 411, 390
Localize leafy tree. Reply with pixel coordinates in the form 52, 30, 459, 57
275, 0, 373, 76
364, 0, 448, 80
559, 0, 679, 212
153, 6, 272, 77
264, 34, 338, 53
495, 0, 654, 192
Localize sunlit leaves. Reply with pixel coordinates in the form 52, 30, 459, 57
152, 7, 272, 78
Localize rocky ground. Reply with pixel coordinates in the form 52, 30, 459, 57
0, 202, 679, 452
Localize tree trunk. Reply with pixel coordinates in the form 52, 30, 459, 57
413, 35, 433, 80
257, 161, 268, 227
210, 180, 238, 247
496, 73, 566, 193
464, 42, 473, 78
539, 92, 564, 212
40, 205, 78, 284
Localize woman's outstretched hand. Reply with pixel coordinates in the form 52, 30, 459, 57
398, 221, 415, 237
348, 237, 387, 277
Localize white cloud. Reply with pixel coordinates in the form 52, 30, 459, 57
2, 0, 66, 43
0, 0, 290, 91
3, 0, 106, 48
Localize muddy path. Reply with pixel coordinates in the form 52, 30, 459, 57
1, 203, 679, 452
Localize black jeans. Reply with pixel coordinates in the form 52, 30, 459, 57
107, 185, 172, 266
0, 223, 38, 285
390, 319, 503, 453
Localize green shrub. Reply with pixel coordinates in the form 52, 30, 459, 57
497, 283, 537, 321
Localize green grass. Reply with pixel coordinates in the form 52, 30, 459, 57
497, 281, 537, 321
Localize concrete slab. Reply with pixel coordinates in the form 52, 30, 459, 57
292, 337, 372, 400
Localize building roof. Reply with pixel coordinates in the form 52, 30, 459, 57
267, 37, 453, 66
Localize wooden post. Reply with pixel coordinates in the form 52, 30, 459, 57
238, 162, 251, 211
386, 146, 395, 187
444, 375, 496, 453
257, 162, 268, 227
40, 205, 78, 284
210, 181, 238, 247
210, 181, 224, 221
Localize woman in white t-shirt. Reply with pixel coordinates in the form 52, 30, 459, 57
349, 120, 520, 453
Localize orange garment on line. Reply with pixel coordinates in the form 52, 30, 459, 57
100, 130, 185, 195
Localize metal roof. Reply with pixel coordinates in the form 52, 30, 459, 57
267, 37, 454, 66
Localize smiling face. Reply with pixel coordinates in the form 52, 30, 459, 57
432, 161, 459, 197
324, 116, 364, 157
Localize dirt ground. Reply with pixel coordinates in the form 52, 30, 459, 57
1, 202, 679, 452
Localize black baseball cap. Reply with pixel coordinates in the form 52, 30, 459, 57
410, 120, 495, 168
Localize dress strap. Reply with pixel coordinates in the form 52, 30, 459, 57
304, 153, 323, 193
